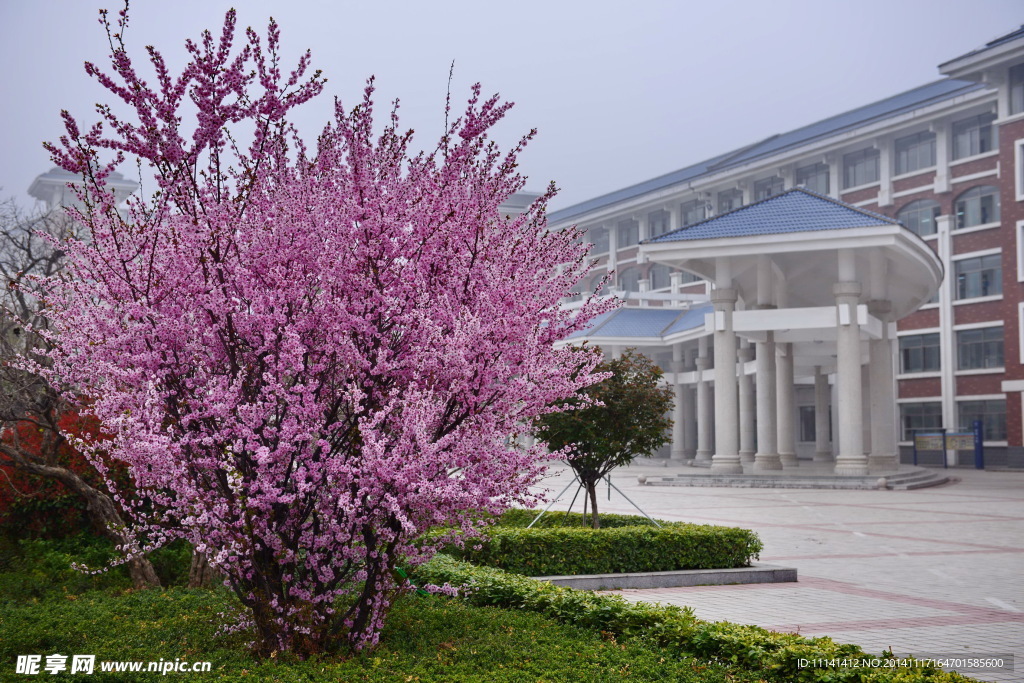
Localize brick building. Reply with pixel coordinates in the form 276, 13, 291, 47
548, 27, 1024, 468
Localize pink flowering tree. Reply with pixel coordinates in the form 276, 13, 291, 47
39, 7, 613, 655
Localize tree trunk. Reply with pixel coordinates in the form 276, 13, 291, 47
8, 458, 161, 589
188, 548, 218, 588
586, 481, 600, 529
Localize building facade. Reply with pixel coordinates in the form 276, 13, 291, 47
548, 27, 1024, 467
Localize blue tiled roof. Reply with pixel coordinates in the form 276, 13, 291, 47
647, 188, 899, 243
549, 78, 984, 224
568, 304, 712, 340
663, 304, 713, 335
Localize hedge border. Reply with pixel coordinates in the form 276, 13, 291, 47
414, 555, 980, 683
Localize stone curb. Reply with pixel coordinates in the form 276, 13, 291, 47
532, 563, 797, 590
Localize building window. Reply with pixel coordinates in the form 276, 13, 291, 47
588, 226, 609, 254
617, 267, 641, 292
955, 254, 1002, 300
956, 327, 1004, 370
952, 112, 997, 159
958, 399, 1006, 441
897, 199, 941, 237
680, 199, 706, 227
753, 176, 784, 200
617, 218, 639, 247
894, 131, 936, 175
900, 333, 940, 373
718, 189, 743, 214
648, 209, 670, 238
954, 185, 1000, 229
900, 402, 943, 441
842, 148, 879, 188
1012, 63, 1024, 116
680, 270, 702, 284
796, 163, 830, 194
649, 263, 672, 290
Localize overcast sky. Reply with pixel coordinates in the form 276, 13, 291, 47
1, 1, 1021, 213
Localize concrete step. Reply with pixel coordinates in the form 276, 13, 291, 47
641, 466, 951, 491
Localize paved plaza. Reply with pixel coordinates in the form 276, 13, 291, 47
533, 464, 1024, 682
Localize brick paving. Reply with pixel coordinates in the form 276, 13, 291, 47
533, 465, 1024, 682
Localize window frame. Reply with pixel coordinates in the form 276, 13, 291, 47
795, 162, 830, 194
899, 401, 943, 442
616, 218, 639, 248
680, 199, 706, 227
897, 199, 941, 237
717, 189, 744, 214
953, 252, 1002, 301
899, 332, 941, 374
954, 185, 1000, 230
753, 176, 784, 201
951, 112, 997, 160
894, 131, 937, 176
955, 326, 1004, 371
842, 148, 880, 189
957, 398, 1007, 442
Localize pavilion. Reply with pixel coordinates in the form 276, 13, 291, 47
564, 188, 944, 476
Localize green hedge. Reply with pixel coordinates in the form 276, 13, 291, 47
414, 555, 980, 683
434, 517, 762, 576
495, 508, 662, 528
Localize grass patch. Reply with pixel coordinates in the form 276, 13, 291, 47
0, 587, 765, 682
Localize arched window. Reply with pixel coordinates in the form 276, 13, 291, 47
897, 199, 941, 236
954, 185, 1000, 230
617, 267, 641, 293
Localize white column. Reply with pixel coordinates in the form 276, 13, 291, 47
671, 343, 687, 461
710, 271, 742, 474
777, 342, 798, 468
753, 254, 781, 472
695, 337, 712, 462
684, 348, 698, 457
606, 224, 618, 278
738, 343, 756, 464
637, 213, 649, 242
834, 259, 867, 475
869, 304, 898, 471
814, 366, 832, 461
878, 137, 892, 207
932, 120, 950, 194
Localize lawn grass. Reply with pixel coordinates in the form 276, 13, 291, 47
0, 587, 766, 682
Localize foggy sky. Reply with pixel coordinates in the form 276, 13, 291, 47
1, 0, 1021, 213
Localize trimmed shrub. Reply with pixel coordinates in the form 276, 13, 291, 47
435, 519, 762, 576
495, 508, 662, 528
414, 555, 981, 683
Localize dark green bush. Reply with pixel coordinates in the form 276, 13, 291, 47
414, 555, 981, 683
0, 534, 194, 601
435, 519, 762, 576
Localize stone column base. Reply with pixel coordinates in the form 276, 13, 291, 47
753, 453, 782, 471
710, 454, 743, 474
695, 450, 712, 461
834, 455, 869, 476
738, 450, 755, 464
779, 452, 799, 468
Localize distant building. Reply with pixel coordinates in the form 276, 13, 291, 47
549, 26, 1024, 469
